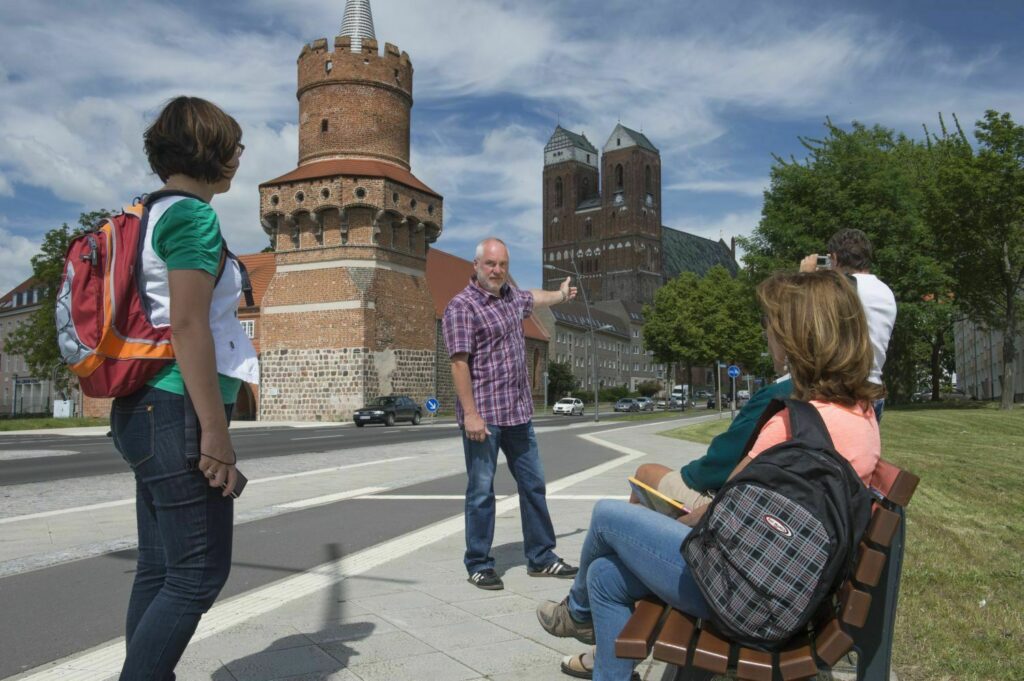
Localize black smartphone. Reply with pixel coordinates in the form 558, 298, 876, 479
223, 469, 248, 499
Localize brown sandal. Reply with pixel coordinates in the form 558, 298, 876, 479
560, 652, 641, 680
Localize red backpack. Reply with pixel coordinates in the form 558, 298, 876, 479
55, 191, 241, 398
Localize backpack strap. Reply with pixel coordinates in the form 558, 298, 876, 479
781, 398, 837, 452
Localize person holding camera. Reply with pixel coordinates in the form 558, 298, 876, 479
801, 228, 896, 420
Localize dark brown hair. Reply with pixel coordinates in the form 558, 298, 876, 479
144, 96, 242, 183
827, 228, 873, 271
757, 270, 882, 407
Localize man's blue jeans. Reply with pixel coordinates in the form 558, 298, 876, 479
567, 500, 712, 681
462, 421, 558, 574
111, 386, 234, 681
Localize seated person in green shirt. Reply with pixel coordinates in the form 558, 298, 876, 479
631, 341, 792, 508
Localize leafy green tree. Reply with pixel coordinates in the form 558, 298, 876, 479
5, 210, 112, 400
546, 360, 578, 404
926, 110, 1024, 409
644, 266, 764, 407
741, 120, 957, 402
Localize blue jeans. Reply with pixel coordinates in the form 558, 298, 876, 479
567, 500, 712, 681
874, 398, 885, 422
462, 421, 559, 573
111, 386, 234, 681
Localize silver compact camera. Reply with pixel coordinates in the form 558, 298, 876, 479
816, 254, 832, 269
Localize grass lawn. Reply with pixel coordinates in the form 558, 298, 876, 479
0, 417, 108, 431
659, 404, 1024, 681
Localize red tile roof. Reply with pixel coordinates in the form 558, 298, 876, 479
0, 277, 41, 310
261, 159, 441, 198
426, 249, 549, 342
236, 253, 276, 308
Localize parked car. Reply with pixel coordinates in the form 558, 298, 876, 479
695, 389, 711, 400
553, 397, 585, 416
635, 397, 655, 411
353, 395, 422, 427
614, 398, 640, 412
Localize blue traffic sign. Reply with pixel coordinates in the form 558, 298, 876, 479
727, 365, 741, 379
425, 398, 440, 413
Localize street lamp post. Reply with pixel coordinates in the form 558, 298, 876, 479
544, 261, 611, 422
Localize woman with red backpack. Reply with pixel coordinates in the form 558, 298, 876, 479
537, 270, 882, 681
110, 96, 258, 680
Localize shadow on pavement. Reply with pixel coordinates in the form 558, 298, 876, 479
213, 543, 378, 680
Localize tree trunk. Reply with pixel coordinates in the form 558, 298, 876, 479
1000, 328, 1016, 410
930, 331, 944, 401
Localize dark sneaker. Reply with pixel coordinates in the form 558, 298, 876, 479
528, 558, 579, 579
467, 568, 504, 590
537, 597, 595, 644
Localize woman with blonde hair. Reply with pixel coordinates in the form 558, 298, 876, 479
538, 270, 881, 681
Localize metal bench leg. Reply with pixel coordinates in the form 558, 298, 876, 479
853, 509, 906, 681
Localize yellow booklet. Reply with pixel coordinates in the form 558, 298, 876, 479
628, 476, 690, 518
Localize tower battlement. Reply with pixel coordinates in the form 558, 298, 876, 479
298, 35, 413, 101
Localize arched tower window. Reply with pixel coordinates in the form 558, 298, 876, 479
582, 176, 590, 197
321, 119, 329, 133
645, 166, 652, 193
615, 164, 624, 190
555, 177, 564, 208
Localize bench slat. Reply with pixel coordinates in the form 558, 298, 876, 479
866, 505, 901, 547
614, 597, 667, 660
651, 609, 696, 666
778, 638, 817, 681
854, 541, 887, 586
871, 460, 920, 506
692, 627, 730, 674
814, 618, 854, 666
839, 582, 873, 628
737, 647, 773, 681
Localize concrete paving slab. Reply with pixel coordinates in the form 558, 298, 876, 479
343, 651, 479, 681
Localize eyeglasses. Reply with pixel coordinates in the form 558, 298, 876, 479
236, 143, 245, 158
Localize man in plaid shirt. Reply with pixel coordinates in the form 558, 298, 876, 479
443, 238, 579, 590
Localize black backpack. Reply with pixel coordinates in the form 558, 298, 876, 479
681, 398, 874, 650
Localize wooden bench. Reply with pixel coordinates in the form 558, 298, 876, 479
615, 459, 919, 681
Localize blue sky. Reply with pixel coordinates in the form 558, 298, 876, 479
0, 0, 1021, 294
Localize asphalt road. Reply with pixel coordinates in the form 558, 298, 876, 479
0, 413, 589, 486
0, 419, 634, 678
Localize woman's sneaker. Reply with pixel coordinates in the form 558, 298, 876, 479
536, 597, 595, 644
528, 558, 579, 578
467, 568, 504, 590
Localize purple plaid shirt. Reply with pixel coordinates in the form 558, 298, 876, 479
442, 277, 535, 427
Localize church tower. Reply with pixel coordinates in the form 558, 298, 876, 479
257, 0, 443, 421
599, 123, 663, 303
541, 127, 601, 299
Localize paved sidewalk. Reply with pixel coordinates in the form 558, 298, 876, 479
12, 417, 715, 681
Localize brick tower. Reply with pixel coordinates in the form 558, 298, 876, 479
257, 0, 443, 421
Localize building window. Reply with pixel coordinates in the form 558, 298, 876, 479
582, 176, 590, 197
645, 165, 652, 193
615, 164, 624, 189
240, 320, 255, 338
555, 177, 563, 208
321, 119, 328, 132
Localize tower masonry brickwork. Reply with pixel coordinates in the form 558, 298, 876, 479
257, 6, 442, 422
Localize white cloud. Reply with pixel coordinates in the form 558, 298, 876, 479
673, 209, 763, 251
0, 174, 12, 197
0, 229, 41, 295
667, 179, 768, 198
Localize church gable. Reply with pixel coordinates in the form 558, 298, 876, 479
545, 126, 599, 168
603, 123, 659, 154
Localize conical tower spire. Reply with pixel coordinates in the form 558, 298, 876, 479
340, 0, 376, 52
